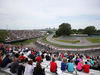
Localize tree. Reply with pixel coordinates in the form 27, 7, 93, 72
47, 30, 52, 34
0, 31, 8, 42
77, 29, 84, 34
84, 26, 96, 36
56, 23, 71, 36
96, 30, 100, 33
71, 29, 77, 34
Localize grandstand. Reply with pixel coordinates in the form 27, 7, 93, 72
5, 30, 44, 42
1, 59, 100, 75
0, 47, 100, 75
0, 43, 100, 75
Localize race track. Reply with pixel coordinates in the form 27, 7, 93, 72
46, 34, 100, 46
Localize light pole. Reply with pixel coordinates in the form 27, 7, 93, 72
6, 24, 8, 31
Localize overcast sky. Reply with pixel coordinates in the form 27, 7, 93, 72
0, 0, 100, 30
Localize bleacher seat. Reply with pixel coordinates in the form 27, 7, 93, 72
0, 52, 100, 75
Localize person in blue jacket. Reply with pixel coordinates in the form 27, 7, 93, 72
1, 54, 11, 68
61, 58, 67, 71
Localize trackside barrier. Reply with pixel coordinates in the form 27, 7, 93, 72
36, 40, 100, 51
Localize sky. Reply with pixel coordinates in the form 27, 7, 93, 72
0, 0, 100, 30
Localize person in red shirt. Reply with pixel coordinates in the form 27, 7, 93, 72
32, 52, 34, 54
36, 55, 42, 63
19, 53, 26, 60
62, 54, 64, 58
6, 48, 9, 52
83, 62, 90, 73
50, 58, 57, 73
19, 53, 28, 62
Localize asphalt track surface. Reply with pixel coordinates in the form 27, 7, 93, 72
46, 34, 100, 46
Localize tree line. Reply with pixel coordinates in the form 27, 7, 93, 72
55, 23, 100, 36
0, 31, 8, 42
0, 23, 100, 42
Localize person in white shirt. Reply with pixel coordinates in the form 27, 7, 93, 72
24, 60, 34, 75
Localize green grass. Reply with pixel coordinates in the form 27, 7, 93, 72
12, 38, 37, 45
12, 42, 21, 45
42, 37, 47, 41
55, 39, 80, 43
40, 37, 100, 48
86, 38, 100, 43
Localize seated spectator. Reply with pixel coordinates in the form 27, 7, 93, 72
54, 55, 58, 60
91, 61, 99, 70
46, 54, 50, 61
32, 51, 35, 54
10, 56, 19, 73
50, 58, 57, 74
14, 51, 20, 58
87, 60, 91, 68
29, 53, 36, 62
50, 53, 54, 61
91, 58, 94, 65
35, 55, 42, 63
1, 54, 11, 68
69, 54, 74, 60
74, 57, 79, 65
17, 59, 25, 75
58, 55, 62, 61
76, 61, 84, 71
61, 58, 67, 71
24, 60, 34, 75
98, 60, 100, 71
0, 45, 5, 53
83, 62, 90, 73
78, 56, 82, 63
19, 53, 28, 62
0, 54, 2, 67
0, 49, 3, 54
26, 50, 31, 56
36, 52, 40, 56
67, 60, 74, 72
6, 47, 9, 53
60, 54, 64, 58
33, 62, 45, 75
41, 53, 44, 59
19, 53, 26, 60
64, 52, 67, 57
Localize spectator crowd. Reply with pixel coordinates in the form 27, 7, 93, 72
6, 30, 44, 42
0, 43, 100, 75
